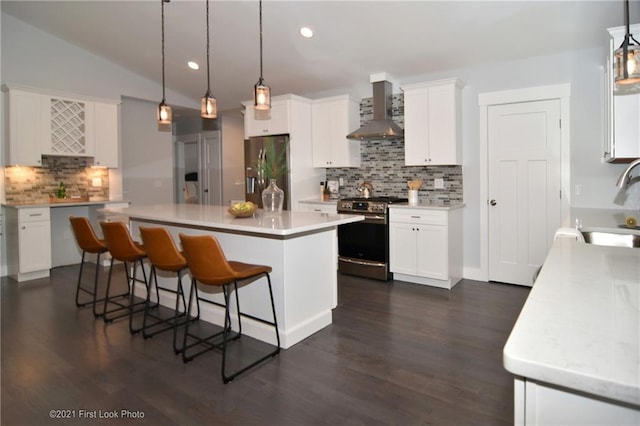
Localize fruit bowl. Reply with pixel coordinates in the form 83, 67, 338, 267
228, 201, 257, 218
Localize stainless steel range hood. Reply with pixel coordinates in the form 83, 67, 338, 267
347, 79, 403, 140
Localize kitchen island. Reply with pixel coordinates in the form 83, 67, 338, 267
503, 238, 640, 425
108, 204, 364, 349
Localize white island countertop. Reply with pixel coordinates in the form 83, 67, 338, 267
503, 238, 640, 406
109, 203, 363, 237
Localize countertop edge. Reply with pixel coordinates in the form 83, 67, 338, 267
3, 200, 130, 208
111, 204, 364, 237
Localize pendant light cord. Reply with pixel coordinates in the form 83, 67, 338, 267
259, 0, 263, 81
206, 0, 211, 93
624, 0, 629, 79
161, 0, 166, 101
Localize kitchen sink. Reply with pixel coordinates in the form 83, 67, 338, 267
581, 230, 640, 248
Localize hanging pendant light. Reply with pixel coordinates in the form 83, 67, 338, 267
254, 0, 271, 111
201, 0, 217, 119
614, 0, 640, 86
158, 0, 172, 125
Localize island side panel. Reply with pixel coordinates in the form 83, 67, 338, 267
129, 220, 336, 349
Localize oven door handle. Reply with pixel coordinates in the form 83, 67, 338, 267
362, 215, 386, 224
339, 256, 386, 267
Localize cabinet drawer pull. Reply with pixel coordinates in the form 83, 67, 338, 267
410, 215, 421, 219
29, 213, 43, 217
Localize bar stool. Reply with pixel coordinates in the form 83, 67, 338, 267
99, 221, 152, 334
138, 226, 198, 353
68, 216, 127, 317
178, 233, 280, 383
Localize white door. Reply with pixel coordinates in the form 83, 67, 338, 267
201, 131, 222, 206
488, 100, 561, 286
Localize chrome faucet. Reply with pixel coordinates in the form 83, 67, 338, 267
616, 158, 640, 187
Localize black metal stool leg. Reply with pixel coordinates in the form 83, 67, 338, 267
221, 273, 281, 384
129, 258, 150, 335
142, 266, 187, 340
91, 252, 105, 318
75, 251, 88, 308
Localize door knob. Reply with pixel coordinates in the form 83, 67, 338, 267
489, 199, 497, 206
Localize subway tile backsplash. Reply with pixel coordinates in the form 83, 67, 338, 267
326, 94, 463, 202
4, 156, 109, 204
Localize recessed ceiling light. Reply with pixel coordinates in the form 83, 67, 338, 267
187, 61, 200, 70
299, 27, 313, 38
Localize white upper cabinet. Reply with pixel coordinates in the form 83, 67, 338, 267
92, 102, 119, 167
3, 85, 120, 167
604, 24, 640, 163
4, 87, 43, 166
401, 78, 463, 166
243, 99, 290, 138
312, 95, 361, 168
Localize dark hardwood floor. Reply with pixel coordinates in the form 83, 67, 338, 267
1, 264, 529, 425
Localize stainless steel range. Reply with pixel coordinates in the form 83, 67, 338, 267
337, 196, 407, 281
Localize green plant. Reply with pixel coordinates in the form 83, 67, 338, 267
257, 139, 289, 180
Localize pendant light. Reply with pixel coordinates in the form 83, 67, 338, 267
614, 0, 640, 86
158, 0, 172, 124
254, 0, 271, 111
201, 0, 217, 119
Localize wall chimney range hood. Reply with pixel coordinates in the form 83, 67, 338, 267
347, 75, 403, 140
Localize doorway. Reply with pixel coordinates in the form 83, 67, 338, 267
174, 131, 222, 205
479, 84, 571, 286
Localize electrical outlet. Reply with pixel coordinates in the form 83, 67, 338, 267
92, 177, 102, 187
339, 177, 344, 186
434, 178, 444, 189
575, 184, 582, 196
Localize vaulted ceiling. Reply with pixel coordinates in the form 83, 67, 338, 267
2, 1, 635, 111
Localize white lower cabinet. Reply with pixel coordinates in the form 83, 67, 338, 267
389, 206, 462, 289
6, 207, 52, 282
514, 378, 640, 426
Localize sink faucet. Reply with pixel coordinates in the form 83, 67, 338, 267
616, 158, 640, 188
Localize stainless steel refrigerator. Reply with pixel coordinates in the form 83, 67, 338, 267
244, 135, 290, 210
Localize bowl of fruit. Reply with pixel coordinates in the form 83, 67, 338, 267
228, 201, 257, 218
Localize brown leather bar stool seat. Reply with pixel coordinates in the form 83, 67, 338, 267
138, 226, 198, 353
179, 233, 280, 384
100, 221, 152, 334
69, 216, 127, 317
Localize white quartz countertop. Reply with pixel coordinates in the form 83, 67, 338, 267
108, 204, 363, 237
3, 199, 129, 208
389, 202, 465, 211
503, 238, 640, 406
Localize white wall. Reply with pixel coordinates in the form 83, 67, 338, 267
121, 98, 174, 205
1, 12, 197, 108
